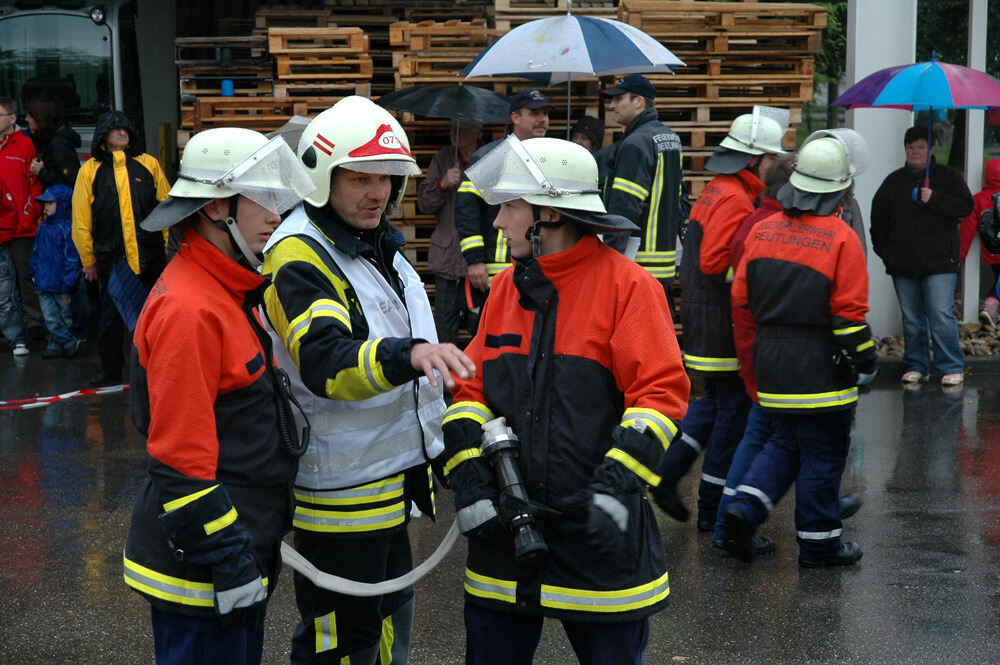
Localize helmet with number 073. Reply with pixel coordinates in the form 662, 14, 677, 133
297, 96, 421, 208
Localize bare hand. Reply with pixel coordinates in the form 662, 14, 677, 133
30, 158, 43, 176
410, 342, 476, 388
83, 265, 98, 282
440, 165, 462, 190
467, 262, 489, 292
920, 187, 932, 203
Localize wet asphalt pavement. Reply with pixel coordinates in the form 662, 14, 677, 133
2, 342, 999, 665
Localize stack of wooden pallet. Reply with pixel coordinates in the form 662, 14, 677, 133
617, 0, 826, 195
174, 35, 273, 151
268, 27, 373, 99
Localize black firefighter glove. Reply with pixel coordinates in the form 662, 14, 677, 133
157, 484, 267, 627
449, 452, 507, 539
558, 482, 629, 560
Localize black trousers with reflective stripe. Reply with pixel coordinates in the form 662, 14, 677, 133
290, 525, 414, 664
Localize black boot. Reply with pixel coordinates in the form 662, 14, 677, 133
798, 542, 863, 568
840, 493, 863, 519
89, 369, 121, 386
722, 508, 760, 563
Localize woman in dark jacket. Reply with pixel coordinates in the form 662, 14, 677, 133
26, 97, 81, 188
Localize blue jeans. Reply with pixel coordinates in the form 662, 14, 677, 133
713, 402, 774, 540
38, 291, 76, 351
0, 245, 26, 348
150, 605, 264, 665
891, 273, 964, 375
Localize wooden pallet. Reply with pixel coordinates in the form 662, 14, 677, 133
178, 72, 274, 98
389, 19, 494, 50
192, 97, 314, 132
175, 36, 270, 68
654, 30, 824, 57
275, 55, 374, 80
255, 7, 331, 30
268, 27, 369, 56
618, 1, 828, 31
273, 81, 372, 98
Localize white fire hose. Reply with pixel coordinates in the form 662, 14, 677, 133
280, 519, 459, 596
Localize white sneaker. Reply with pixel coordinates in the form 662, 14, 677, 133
12, 343, 28, 357
901, 370, 929, 383
941, 373, 964, 386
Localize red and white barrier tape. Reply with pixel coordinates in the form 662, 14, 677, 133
0, 383, 129, 411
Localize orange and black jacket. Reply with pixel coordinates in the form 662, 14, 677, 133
731, 210, 875, 413
71, 111, 169, 280
123, 227, 296, 617
678, 169, 764, 375
442, 235, 689, 621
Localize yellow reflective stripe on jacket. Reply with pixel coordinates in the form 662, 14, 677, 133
644, 152, 664, 249
605, 447, 661, 486
283, 298, 353, 366
161, 484, 220, 512
293, 502, 406, 533
295, 475, 405, 507
855, 339, 874, 353
461, 235, 485, 252
491, 230, 508, 264
540, 571, 669, 613
682, 353, 740, 372
635, 250, 677, 280
833, 324, 866, 336
443, 401, 495, 426
327, 339, 393, 398
444, 448, 482, 477
757, 388, 858, 410
465, 569, 517, 603
621, 408, 678, 449
725, 265, 734, 283
123, 554, 216, 608
458, 180, 483, 199
204, 507, 237, 535
612, 177, 649, 201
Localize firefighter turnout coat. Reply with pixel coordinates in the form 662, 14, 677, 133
679, 169, 765, 376
443, 235, 689, 621
604, 108, 685, 282
731, 210, 875, 412
455, 138, 511, 288
123, 227, 297, 617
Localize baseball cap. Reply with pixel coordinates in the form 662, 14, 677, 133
602, 74, 657, 100
509, 89, 554, 113
35, 189, 58, 202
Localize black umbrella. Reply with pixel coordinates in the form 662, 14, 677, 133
376, 84, 511, 124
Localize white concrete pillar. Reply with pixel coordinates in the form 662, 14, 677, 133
962, 0, 988, 322
845, 0, 918, 337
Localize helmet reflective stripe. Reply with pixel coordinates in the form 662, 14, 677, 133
719, 105, 789, 155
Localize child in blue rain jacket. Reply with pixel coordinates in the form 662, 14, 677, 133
30, 184, 82, 358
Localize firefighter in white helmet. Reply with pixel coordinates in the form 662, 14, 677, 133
260, 96, 475, 665
443, 136, 689, 663
724, 128, 875, 567
651, 106, 790, 540
123, 127, 315, 664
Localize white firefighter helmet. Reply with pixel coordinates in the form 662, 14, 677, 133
789, 128, 870, 194
719, 105, 789, 155
297, 96, 421, 208
464, 136, 636, 234
142, 127, 315, 232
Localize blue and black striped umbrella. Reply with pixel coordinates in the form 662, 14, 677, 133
461, 14, 684, 85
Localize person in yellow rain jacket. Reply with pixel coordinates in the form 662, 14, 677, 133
72, 110, 168, 386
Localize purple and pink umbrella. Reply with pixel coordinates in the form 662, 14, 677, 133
832, 54, 1000, 195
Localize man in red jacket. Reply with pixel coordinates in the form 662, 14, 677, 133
0, 97, 40, 356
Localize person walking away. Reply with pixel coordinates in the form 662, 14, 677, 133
0, 96, 38, 356
455, 88, 553, 333
122, 127, 315, 665
72, 110, 170, 386
959, 157, 1000, 326
723, 129, 876, 568
651, 106, 789, 531
870, 125, 973, 387
417, 117, 482, 344
29, 184, 81, 358
445, 135, 689, 664
261, 96, 474, 665
600, 75, 686, 310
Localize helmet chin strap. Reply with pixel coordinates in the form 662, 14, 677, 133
525, 204, 566, 258
200, 197, 263, 269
